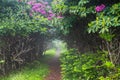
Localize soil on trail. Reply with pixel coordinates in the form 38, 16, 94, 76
45, 49, 61, 80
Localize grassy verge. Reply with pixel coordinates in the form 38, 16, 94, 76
0, 60, 49, 80
44, 48, 56, 56
0, 48, 57, 80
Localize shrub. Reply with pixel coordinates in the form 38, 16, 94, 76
52, 0, 120, 65
0, 0, 53, 75
60, 49, 120, 80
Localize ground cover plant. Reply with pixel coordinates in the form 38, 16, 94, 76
0, 60, 49, 80
60, 49, 120, 80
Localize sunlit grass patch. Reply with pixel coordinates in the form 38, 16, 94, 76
0, 61, 49, 80
44, 48, 56, 56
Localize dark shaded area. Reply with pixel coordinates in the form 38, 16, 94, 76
0, 0, 48, 75
0, 33, 46, 75
62, 16, 100, 53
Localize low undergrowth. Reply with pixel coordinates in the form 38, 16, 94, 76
60, 49, 120, 80
0, 60, 49, 80
0, 48, 57, 80
44, 48, 56, 56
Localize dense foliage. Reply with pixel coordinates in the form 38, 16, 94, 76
53, 0, 120, 80
61, 49, 120, 80
53, 0, 120, 64
0, 0, 120, 79
0, 0, 60, 75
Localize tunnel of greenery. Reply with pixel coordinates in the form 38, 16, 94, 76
0, 0, 120, 80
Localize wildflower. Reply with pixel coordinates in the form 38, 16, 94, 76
95, 4, 105, 12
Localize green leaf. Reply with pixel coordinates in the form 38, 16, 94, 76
104, 61, 115, 68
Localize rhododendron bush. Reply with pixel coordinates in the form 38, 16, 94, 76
27, 0, 63, 22
0, 0, 64, 36
53, 0, 120, 65
27, 0, 55, 20
0, 0, 64, 75
56, 0, 120, 80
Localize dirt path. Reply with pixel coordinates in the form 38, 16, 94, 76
45, 49, 61, 80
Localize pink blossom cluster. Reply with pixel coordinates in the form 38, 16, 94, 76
27, 0, 36, 5
27, 0, 63, 20
95, 4, 105, 12
18, 0, 22, 2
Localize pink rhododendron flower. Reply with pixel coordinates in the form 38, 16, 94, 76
48, 13, 55, 17
95, 4, 105, 12
40, 10, 46, 15
27, 0, 57, 20
33, 3, 42, 7
35, 8, 41, 12
27, 1, 36, 5
47, 17, 52, 20
18, 0, 22, 2
32, 6, 38, 11
57, 16, 63, 19
48, 10, 53, 14
29, 12, 33, 16
44, 2, 48, 5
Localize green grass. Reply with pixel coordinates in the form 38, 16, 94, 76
44, 48, 56, 56
0, 60, 49, 80
0, 49, 57, 80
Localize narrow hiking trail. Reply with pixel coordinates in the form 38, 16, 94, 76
45, 49, 61, 80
